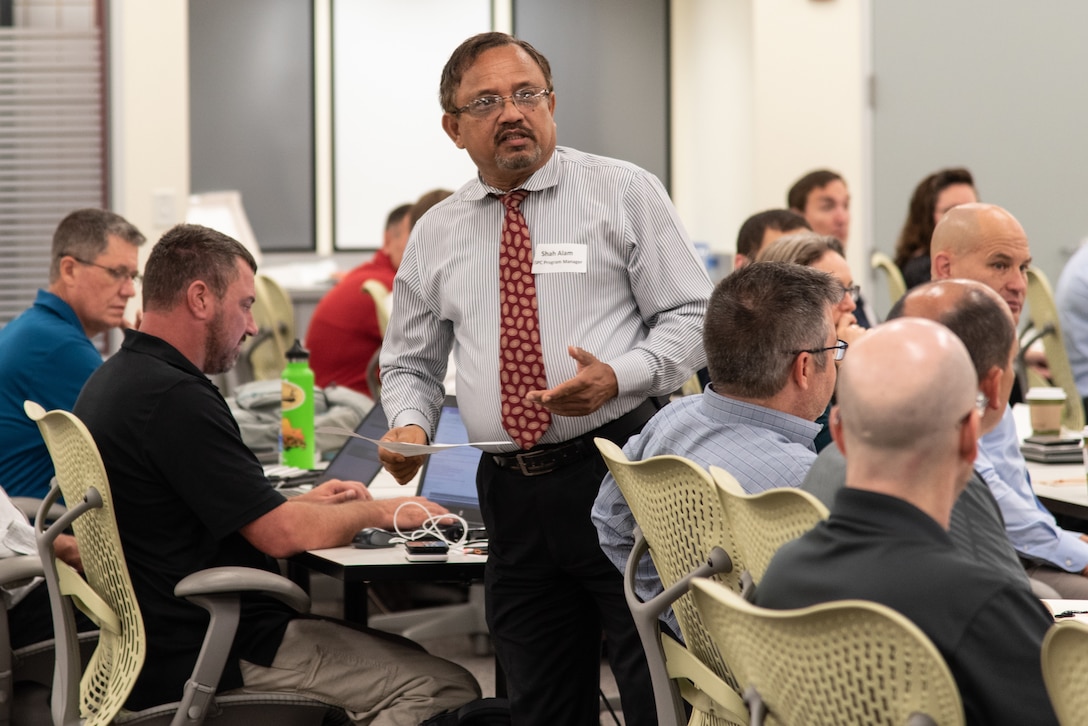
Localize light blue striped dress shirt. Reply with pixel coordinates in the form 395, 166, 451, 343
380, 146, 712, 449
976, 405, 1088, 571
591, 387, 820, 636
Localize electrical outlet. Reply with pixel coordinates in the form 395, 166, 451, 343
153, 189, 175, 228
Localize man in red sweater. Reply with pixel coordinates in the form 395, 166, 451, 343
307, 191, 448, 396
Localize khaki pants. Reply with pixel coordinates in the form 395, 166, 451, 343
232, 618, 480, 726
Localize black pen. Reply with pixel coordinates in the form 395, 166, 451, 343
1054, 609, 1088, 619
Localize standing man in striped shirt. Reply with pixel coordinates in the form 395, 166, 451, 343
378, 31, 711, 726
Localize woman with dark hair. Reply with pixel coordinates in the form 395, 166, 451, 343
894, 167, 978, 289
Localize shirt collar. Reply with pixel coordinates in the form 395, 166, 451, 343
700, 385, 822, 451
121, 328, 208, 381
34, 289, 84, 332
463, 146, 564, 200
831, 488, 953, 545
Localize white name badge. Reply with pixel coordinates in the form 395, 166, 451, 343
532, 244, 587, 274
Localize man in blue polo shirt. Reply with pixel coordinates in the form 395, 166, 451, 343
0, 208, 144, 498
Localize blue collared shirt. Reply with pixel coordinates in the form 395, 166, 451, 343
977, 405, 1088, 571
591, 386, 820, 635
0, 290, 102, 497
1056, 242, 1088, 397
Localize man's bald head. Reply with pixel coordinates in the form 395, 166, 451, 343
930, 203, 1031, 322
931, 204, 1021, 258
889, 279, 1015, 385
836, 318, 977, 455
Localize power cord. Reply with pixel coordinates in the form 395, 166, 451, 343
391, 500, 470, 547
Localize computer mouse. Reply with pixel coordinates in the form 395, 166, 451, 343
352, 527, 397, 549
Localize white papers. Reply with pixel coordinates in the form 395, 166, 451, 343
1043, 599, 1088, 622
315, 427, 507, 455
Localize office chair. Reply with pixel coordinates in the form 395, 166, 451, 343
13, 495, 67, 524
1042, 619, 1088, 726
25, 400, 343, 726
243, 274, 297, 382
1, 554, 48, 726
360, 280, 392, 398
594, 438, 748, 726
691, 579, 965, 726
361, 279, 392, 338
870, 251, 907, 319
1021, 266, 1085, 432
2, 495, 98, 726
709, 469, 828, 593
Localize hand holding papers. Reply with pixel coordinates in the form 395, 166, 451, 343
316, 426, 508, 456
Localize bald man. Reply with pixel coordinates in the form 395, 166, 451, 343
757, 319, 1058, 726
802, 279, 1037, 593
931, 203, 1031, 322
932, 204, 1088, 598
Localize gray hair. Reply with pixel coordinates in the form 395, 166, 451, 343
706, 262, 841, 398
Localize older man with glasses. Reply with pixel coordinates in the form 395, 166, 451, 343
0, 208, 144, 498
377, 31, 711, 726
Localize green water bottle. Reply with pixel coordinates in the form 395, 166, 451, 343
281, 339, 315, 469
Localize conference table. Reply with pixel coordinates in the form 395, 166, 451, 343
1012, 402, 1088, 521
289, 544, 486, 624
1027, 461, 1088, 522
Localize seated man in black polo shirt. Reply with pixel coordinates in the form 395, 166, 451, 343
756, 318, 1057, 726
74, 223, 479, 723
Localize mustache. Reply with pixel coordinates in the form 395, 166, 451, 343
496, 123, 535, 144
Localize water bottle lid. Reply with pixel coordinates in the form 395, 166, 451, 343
286, 339, 309, 361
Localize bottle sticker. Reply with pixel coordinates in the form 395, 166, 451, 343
282, 380, 306, 411
281, 417, 307, 452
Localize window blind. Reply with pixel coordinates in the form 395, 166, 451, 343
0, 25, 104, 325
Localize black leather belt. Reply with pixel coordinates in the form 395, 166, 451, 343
491, 399, 659, 477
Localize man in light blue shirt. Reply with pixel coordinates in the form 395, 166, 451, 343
932, 202, 1088, 597
1056, 241, 1088, 414
592, 262, 842, 635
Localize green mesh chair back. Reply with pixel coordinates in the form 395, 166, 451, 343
1024, 266, 1085, 432
1042, 618, 1088, 725
25, 400, 145, 726
595, 438, 747, 726
692, 579, 965, 726
710, 469, 829, 588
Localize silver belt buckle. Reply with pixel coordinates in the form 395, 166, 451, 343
516, 453, 535, 477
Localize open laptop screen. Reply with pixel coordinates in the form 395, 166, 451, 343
417, 396, 484, 527
316, 402, 389, 485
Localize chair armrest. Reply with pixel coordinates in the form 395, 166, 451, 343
0, 554, 42, 586
174, 566, 310, 613
171, 567, 310, 726
623, 528, 736, 726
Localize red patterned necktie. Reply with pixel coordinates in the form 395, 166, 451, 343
498, 190, 551, 450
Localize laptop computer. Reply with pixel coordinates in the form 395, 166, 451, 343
306, 395, 484, 529
314, 401, 390, 486
416, 396, 485, 529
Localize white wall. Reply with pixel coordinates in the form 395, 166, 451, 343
671, 0, 868, 275
108, 0, 189, 325
671, 0, 754, 261
108, 0, 190, 250
107, 1, 871, 276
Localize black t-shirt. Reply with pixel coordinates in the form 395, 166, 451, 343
756, 489, 1058, 726
74, 330, 292, 710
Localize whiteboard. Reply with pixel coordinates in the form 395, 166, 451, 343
332, 0, 491, 249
